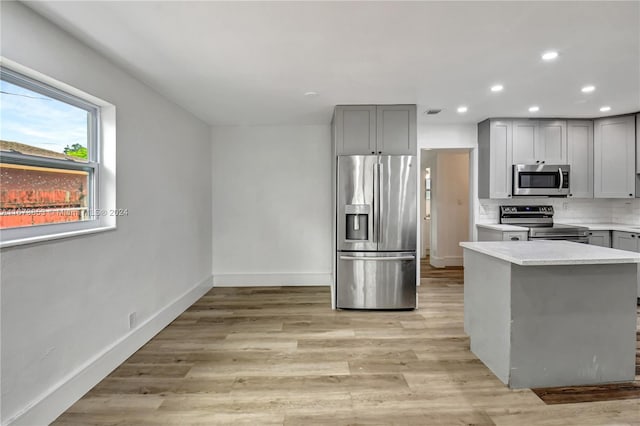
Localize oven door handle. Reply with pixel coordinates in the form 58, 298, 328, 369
558, 168, 563, 190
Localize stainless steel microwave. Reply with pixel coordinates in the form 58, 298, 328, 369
512, 164, 570, 196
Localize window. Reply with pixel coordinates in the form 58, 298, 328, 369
0, 62, 116, 247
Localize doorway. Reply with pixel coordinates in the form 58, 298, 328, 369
419, 148, 472, 279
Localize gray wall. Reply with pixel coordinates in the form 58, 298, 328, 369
1, 3, 212, 423
211, 125, 332, 286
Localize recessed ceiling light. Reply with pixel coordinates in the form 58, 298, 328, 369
304, 91, 318, 97
600, 106, 611, 112
541, 51, 559, 61
529, 106, 540, 112
490, 84, 504, 92
581, 85, 596, 93
457, 106, 468, 113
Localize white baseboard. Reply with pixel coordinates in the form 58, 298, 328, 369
213, 273, 331, 287
6, 275, 213, 426
430, 255, 463, 268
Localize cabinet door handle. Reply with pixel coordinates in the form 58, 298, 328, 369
510, 237, 520, 241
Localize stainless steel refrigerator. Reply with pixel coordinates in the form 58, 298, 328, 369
336, 155, 417, 309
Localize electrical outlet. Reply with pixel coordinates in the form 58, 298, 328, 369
129, 312, 137, 330
562, 202, 569, 211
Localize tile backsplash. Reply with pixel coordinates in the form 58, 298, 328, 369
611, 199, 640, 225
478, 198, 640, 225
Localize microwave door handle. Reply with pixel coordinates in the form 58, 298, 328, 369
558, 168, 563, 190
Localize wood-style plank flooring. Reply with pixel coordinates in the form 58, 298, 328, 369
53, 263, 639, 425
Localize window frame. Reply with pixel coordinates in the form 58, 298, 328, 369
0, 60, 116, 247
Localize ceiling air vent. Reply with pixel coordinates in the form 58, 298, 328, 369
425, 109, 442, 115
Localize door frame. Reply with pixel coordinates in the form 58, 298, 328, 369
418, 147, 474, 277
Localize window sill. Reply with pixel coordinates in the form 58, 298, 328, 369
0, 225, 116, 249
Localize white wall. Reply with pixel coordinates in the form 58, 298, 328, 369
418, 122, 477, 150
211, 125, 332, 286
0, 3, 212, 425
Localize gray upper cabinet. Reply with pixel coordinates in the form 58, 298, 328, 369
478, 119, 513, 199
594, 115, 636, 198
334, 105, 376, 155
566, 120, 594, 198
538, 120, 567, 164
512, 120, 538, 164
334, 105, 416, 155
376, 105, 417, 155
512, 119, 567, 164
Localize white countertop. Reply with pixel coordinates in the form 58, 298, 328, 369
476, 223, 529, 232
460, 240, 640, 266
561, 223, 640, 233
477, 222, 640, 233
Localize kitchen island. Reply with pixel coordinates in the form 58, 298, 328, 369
460, 240, 640, 389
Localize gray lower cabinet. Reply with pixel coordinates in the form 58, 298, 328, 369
567, 120, 594, 198
612, 231, 640, 252
587, 230, 611, 248
478, 120, 513, 199
594, 115, 636, 198
610, 231, 640, 298
477, 227, 527, 242
333, 105, 416, 155
502, 231, 528, 241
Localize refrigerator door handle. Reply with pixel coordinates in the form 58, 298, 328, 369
373, 161, 380, 245
377, 161, 382, 244
339, 255, 415, 261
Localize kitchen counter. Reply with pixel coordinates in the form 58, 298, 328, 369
561, 223, 640, 233
476, 223, 529, 232
477, 222, 640, 233
460, 240, 640, 266
461, 240, 638, 389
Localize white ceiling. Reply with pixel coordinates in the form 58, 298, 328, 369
25, 1, 640, 126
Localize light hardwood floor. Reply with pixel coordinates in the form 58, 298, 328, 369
53, 267, 639, 425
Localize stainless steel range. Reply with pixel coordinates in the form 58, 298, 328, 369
500, 205, 589, 243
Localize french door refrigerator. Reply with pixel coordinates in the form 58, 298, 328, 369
336, 155, 417, 309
